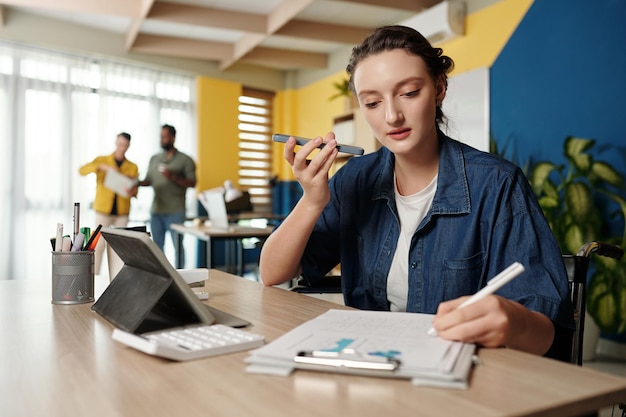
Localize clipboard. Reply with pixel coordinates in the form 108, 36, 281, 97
295, 349, 400, 371
245, 309, 476, 388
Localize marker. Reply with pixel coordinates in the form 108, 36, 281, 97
55, 223, 63, 252
62, 236, 72, 252
71, 233, 84, 252
427, 262, 525, 337
79, 227, 90, 250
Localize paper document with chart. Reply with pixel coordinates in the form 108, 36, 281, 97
104, 169, 137, 198
245, 309, 476, 389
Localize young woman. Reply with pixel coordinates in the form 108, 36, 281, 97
260, 26, 573, 356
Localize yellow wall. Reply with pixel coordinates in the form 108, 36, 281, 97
198, 0, 534, 183
271, 73, 347, 180
272, 89, 297, 180
196, 76, 242, 192
442, 0, 533, 75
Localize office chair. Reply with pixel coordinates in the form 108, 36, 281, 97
289, 274, 343, 294
560, 241, 623, 365
290, 241, 625, 366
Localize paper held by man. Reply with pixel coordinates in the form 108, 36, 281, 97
104, 169, 138, 198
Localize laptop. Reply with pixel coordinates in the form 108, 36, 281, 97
198, 190, 267, 232
92, 228, 250, 333
199, 190, 230, 229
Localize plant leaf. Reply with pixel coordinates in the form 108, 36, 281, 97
591, 161, 624, 188
572, 153, 593, 173
565, 137, 595, 173
594, 292, 617, 332
529, 162, 556, 195
606, 193, 626, 245
564, 182, 593, 221
543, 179, 559, 200
564, 136, 595, 158
563, 224, 584, 255
538, 195, 559, 210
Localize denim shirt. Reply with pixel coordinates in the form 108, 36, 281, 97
301, 133, 574, 330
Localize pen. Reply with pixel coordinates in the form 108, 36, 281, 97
83, 224, 102, 251
427, 262, 525, 337
73, 202, 80, 241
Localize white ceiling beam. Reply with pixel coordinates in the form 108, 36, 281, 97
219, 0, 315, 71
148, 1, 266, 33
241, 47, 328, 70
265, 0, 315, 34
276, 20, 371, 44
0, 0, 140, 16
125, 0, 155, 51
130, 34, 233, 61
333, 0, 441, 13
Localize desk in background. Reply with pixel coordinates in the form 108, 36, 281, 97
171, 222, 273, 274
1, 271, 626, 417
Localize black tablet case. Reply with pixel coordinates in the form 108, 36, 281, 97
92, 231, 205, 333
92, 229, 250, 332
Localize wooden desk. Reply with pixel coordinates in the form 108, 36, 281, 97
171, 223, 273, 274
1, 272, 626, 417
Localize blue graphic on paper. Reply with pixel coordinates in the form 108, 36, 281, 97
320, 338, 355, 352
368, 350, 401, 359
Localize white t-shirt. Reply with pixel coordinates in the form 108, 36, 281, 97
387, 174, 438, 312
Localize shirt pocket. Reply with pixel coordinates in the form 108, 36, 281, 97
442, 251, 486, 300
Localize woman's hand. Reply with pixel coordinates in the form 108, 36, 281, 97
431, 295, 555, 355
284, 133, 338, 211
259, 133, 339, 286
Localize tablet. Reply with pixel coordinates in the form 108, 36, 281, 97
92, 228, 250, 333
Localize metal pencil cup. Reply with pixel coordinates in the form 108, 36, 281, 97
51, 251, 95, 304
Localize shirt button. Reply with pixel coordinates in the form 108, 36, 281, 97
387, 250, 391, 256
410, 262, 417, 269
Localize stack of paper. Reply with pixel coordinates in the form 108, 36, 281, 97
245, 309, 475, 389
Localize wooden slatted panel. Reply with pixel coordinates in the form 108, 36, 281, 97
238, 87, 274, 212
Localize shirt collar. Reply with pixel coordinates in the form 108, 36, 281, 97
372, 132, 471, 215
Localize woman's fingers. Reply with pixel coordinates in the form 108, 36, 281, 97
283, 136, 297, 165
302, 139, 337, 176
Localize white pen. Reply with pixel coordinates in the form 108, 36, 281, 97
427, 262, 525, 337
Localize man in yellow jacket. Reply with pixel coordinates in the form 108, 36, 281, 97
79, 132, 139, 273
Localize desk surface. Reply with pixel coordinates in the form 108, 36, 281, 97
2, 272, 626, 417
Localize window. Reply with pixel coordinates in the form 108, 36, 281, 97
0, 42, 196, 279
237, 88, 274, 212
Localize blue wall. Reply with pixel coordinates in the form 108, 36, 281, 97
491, 0, 626, 168
491, 0, 626, 340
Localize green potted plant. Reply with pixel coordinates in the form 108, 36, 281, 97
527, 136, 626, 336
329, 78, 358, 111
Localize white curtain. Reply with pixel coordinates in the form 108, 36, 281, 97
0, 42, 196, 280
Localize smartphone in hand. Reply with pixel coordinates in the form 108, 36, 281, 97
272, 134, 364, 156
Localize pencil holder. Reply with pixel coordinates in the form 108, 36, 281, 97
51, 251, 95, 305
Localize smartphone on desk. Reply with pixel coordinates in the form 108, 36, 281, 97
273, 134, 364, 156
